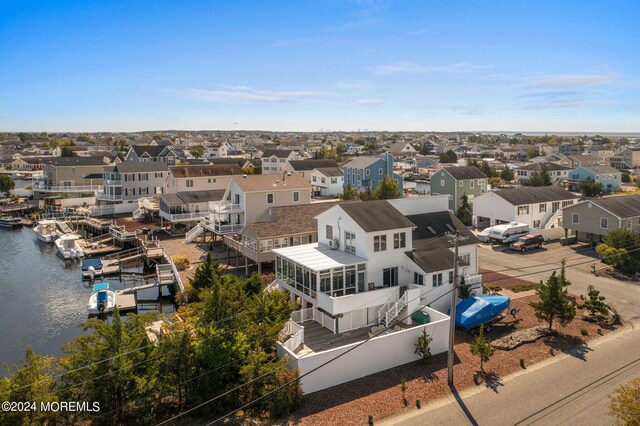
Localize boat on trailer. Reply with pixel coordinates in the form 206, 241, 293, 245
87, 282, 116, 315
455, 295, 513, 331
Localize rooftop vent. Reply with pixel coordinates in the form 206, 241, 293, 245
427, 226, 437, 235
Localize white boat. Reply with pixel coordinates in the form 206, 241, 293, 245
55, 233, 85, 259
0, 216, 22, 229
81, 257, 104, 279
33, 219, 60, 243
10, 172, 23, 179
87, 282, 116, 315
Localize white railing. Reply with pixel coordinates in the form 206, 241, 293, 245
265, 280, 281, 293
96, 192, 123, 201
184, 223, 203, 243
377, 290, 401, 325
199, 217, 244, 234
313, 308, 335, 333
541, 208, 563, 229
33, 184, 102, 192
291, 307, 314, 324
337, 308, 369, 333
379, 292, 407, 326
104, 178, 122, 186
209, 201, 245, 213
139, 197, 159, 210
280, 319, 304, 352
160, 210, 209, 222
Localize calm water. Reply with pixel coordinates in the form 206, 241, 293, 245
0, 227, 142, 371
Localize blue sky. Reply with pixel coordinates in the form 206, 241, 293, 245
1, 0, 639, 132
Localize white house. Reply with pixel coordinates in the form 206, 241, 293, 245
513, 162, 572, 184
272, 196, 481, 393
166, 164, 243, 193
311, 167, 344, 196
261, 149, 301, 174
205, 143, 228, 159
473, 186, 580, 230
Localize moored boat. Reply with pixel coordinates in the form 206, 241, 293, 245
87, 282, 116, 315
81, 257, 104, 279
55, 233, 85, 259
33, 219, 60, 243
0, 215, 22, 229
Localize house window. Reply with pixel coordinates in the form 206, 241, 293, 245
414, 272, 424, 285
432, 273, 443, 287
266, 193, 274, 204
393, 232, 406, 249
186, 179, 193, 188
441, 179, 445, 186
326, 225, 333, 240
331, 177, 337, 184
312, 176, 317, 182
572, 213, 579, 224
517, 205, 529, 215
459, 253, 471, 266
448, 271, 454, 284
379, 168, 383, 175
208, 178, 216, 184
374, 235, 387, 252
539, 203, 547, 213
470, 181, 475, 189
366, 169, 370, 176
459, 181, 463, 187
601, 217, 608, 229
345, 231, 356, 254
293, 191, 300, 202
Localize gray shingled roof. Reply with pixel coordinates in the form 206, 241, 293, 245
579, 165, 620, 174
339, 200, 415, 232
44, 156, 107, 166
115, 162, 169, 173
176, 190, 226, 204
287, 159, 339, 171
344, 156, 383, 169
494, 186, 579, 205
516, 162, 572, 172
262, 149, 293, 158
408, 211, 479, 246
406, 248, 455, 273
442, 166, 487, 180
590, 195, 640, 218
316, 167, 343, 177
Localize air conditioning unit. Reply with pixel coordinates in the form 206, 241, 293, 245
328, 239, 339, 250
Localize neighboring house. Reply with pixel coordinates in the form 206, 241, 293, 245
585, 148, 615, 164
569, 166, 622, 192
124, 145, 178, 165
609, 148, 640, 170
205, 143, 228, 159
513, 162, 571, 184
34, 156, 110, 209
209, 157, 261, 171
562, 195, 640, 243
271, 196, 480, 393
261, 149, 301, 174
567, 154, 600, 168
159, 190, 226, 231
98, 162, 169, 205
473, 186, 579, 229
311, 167, 344, 196
343, 152, 403, 191
167, 164, 243, 193
10, 157, 44, 171
430, 166, 488, 211
223, 201, 339, 273
388, 141, 418, 157
282, 159, 340, 182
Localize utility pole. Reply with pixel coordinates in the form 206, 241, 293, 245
447, 232, 467, 386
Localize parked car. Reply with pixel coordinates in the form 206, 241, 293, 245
510, 234, 544, 252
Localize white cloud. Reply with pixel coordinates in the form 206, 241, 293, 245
354, 98, 383, 105
370, 61, 494, 75
531, 73, 618, 88
169, 87, 333, 103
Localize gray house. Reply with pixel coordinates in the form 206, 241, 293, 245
430, 166, 488, 211
562, 194, 640, 243
99, 162, 169, 205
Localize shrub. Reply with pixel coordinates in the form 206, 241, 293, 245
172, 255, 190, 271
580, 328, 588, 336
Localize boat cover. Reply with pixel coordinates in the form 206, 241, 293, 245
455, 296, 510, 330
93, 282, 110, 291
97, 291, 108, 302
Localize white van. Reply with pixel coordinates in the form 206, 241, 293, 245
488, 222, 532, 244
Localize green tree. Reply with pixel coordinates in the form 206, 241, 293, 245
414, 329, 433, 363
439, 149, 458, 163
526, 148, 540, 159
583, 289, 609, 317
157, 323, 195, 405
457, 275, 472, 299
500, 167, 514, 182
0, 174, 15, 195
372, 175, 403, 200
529, 264, 576, 331
189, 146, 205, 159
608, 378, 640, 425
189, 253, 223, 292
469, 325, 495, 371
596, 228, 640, 273
456, 193, 473, 226
578, 180, 603, 197
528, 166, 552, 186
621, 171, 631, 183
340, 183, 360, 200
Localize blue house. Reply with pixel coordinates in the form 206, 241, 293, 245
569, 165, 622, 192
343, 152, 404, 191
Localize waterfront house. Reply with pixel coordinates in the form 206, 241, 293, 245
167, 164, 243, 193
343, 152, 403, 191
430, 166, 488, 211
562, 194, 640, 243
98, 162, 169, 206
609, 147, 640, 170
473, 186, 579, 230
272, 196, 479, 393
124, 145, 178, 165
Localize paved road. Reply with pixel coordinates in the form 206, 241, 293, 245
380, 242, 640, 426
381, 324, 640, 426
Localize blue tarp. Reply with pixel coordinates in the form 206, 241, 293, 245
82, 258, 103, 271
97, 291, 108, 302
455, 296, 510, 330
